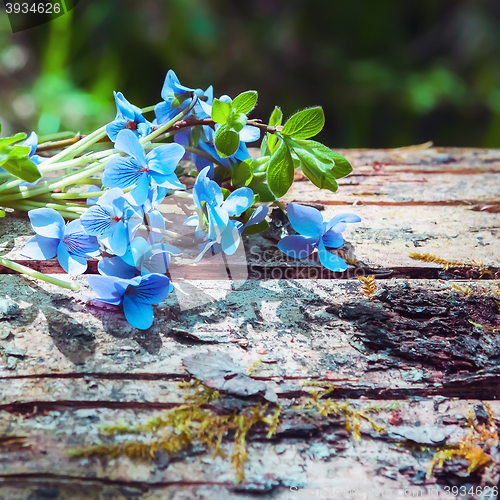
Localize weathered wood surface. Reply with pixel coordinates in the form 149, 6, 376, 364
0, 146, 499, 499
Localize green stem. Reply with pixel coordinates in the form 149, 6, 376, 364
41, 125, 108, 166
183, 146, 226, 169
273, 200, 287, 213
38, 150, 114, 173
48, 153, 120, 191
141, 93, 199, 145
0, 256, 80, 291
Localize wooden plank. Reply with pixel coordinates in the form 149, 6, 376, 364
0, 390, 497, 497
1, 146, 500, 497
0, 275, 499, 396
2, 204, 499, 274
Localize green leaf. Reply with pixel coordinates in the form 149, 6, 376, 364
232, 91, 258, 114
269, 106, 283, 128
229, 112, 247, 133
293, 147, 339, 192
214, 123, 240, 157
248, 175, 276, 203
211, 99, 233, 124
282, 106, 325, 139
2, 157, 41, 183
261, 107, 283, 156
221, 187, 231, 200
243, 219, 269, 235
293, 139, 353, 178
266, 140, 295, 198
231, 160, 253, 187
301, 163, 339, 193
0, 131, 41, 183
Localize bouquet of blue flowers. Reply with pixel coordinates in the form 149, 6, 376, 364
0, 70, 360, 329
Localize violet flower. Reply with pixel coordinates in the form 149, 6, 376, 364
87, 273, 173, 330
21, 208, 99, 275
278, 204, 361, 272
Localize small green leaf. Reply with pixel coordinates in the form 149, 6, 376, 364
282, 107, 325, 139
267, 140, 295, 198
212, 99, 233, 124
2, 157, 41, 183
231, 160, 253, 187
221, 187, 231, 200
293, 139, 352, 178
214, 123, 239, 157
232, 91, 258, 114
269, 106, 283, 128
229, 112, 247, 133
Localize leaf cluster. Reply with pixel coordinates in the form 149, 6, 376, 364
0, 127, 41, 183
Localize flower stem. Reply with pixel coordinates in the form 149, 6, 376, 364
141, 93, 199, 145
183, 146, 226, 168
0, 256, 80, 291
273, 200, 287, 213
41, 125, 108, 166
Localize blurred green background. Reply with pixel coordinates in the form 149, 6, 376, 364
1, 0, 500, 148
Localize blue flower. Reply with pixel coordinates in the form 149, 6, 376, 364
184, 166, 254, 258
155, 70, 213, 125
87, 273, 173, 330
98, 237, 180, 278
103, 129, 185, 206
80, 187, 143, 257
106, 92, 151, 142
277, 204, 361, 272
21, 208, 99, 275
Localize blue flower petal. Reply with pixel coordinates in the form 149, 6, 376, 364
106, 119, 129, 142
137, 122, 151, 139
325, 213, 362, 232
98, 257, 137, 279
245, 206, 268, 227
222, 187, 254, 216
103, 156, 145, 190
114, 91, 142, 121
28, 208, 65, 239
239, 125, 260, 143
62, 229, 100, 257
123, 295, 154, 330
114, 129, 147, 163
107, 219, 128, 256
80, 205, 113, 236
318, 239, 347, 272
147, 143, 185, 175
154, 101, 179, 125
207, 205, 229, 241
151, 172, 185, 191
57, 241, 88, 275
220, 223, 241, 255
23, 132, 38, 156
21, 235, 59, 260
87, 275, 129, 305
278, 235, 317, 259
130, 173, 150, 206
322, 230, 344, 249
126, 273, 172, 304
287, 204, 323, 238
